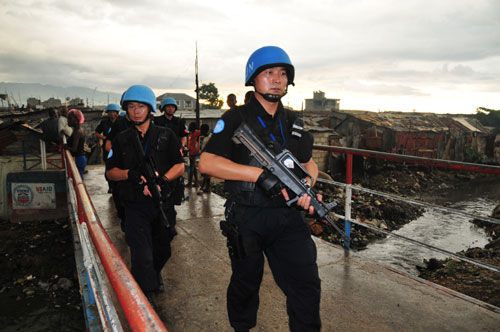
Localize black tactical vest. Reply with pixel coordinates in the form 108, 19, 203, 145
114, 125, 176, 203
224, 106, 304, 207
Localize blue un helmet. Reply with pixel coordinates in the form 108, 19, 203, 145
120, 85, 157, 114
105, 103, 121, 112
120, 85, 157, 125
245, 46, 295, 87
160, 97, 178, 111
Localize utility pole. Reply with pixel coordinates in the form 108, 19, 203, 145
195, 42, 200, 129
91, 87, 97, 109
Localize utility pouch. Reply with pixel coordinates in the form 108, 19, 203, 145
172, 175, 185, 205
220, 219, 246, 260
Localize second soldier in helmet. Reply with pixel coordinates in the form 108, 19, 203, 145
105, 85, 185, 310
155, 97, 188, 147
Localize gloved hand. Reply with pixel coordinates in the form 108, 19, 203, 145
158, 175, 171, 194
256, 169, 283, 197
127, 166, 143, 184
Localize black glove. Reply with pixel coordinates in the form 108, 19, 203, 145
256, 169, 283, 197
127, 167, 143, 184
158, 175, 172, 195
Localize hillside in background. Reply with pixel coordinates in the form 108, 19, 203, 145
0, 82, 122, 107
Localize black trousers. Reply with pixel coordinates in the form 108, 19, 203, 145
226, 205, 321, 331
124, 201, 177, 292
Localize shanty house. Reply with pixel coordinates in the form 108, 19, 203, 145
327, 110, 491, 162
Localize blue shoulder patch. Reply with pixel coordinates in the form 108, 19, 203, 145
107, 149, 113, 159
213, 119, 225, 134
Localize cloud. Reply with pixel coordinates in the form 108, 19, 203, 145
345, 81, 429, 97
1, 0, 499, 113
367, 62, 500, 89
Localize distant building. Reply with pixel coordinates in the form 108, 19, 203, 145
304, 91, 340, 111
41, 98, 62, 108
68, 98, 85, 107
156, 93, 196, 111
27, 98, 41, 108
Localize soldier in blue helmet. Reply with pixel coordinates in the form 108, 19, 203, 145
95, 104, 120, 166
105, 85, 185, 309
155, 97, 188, 147
154, 97, 188, 206
199, 46, 322, 331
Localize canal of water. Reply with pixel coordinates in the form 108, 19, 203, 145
357, 177, 500, 275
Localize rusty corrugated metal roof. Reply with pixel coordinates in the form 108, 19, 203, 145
450, 117, 489, 133
339, 110, 462, 133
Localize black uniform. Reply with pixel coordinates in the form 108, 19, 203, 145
95, 117, 114, 160
154, 115, 188, 141
204, 96, 321, 331
106, 123, 183, 293
107, 116, 132, 144
154, 115, 188, 205
106, 116, 132, 222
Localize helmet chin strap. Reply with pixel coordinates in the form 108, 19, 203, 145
132, 113, 151, 126
255, 87, 287, 103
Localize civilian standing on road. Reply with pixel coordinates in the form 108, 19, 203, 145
66, 109, 87, 179
227, 93, 238, 111
186, 122, 201, 188
197, 123, 212, 194
39, 108, 61, 150
58, 107, 73, 142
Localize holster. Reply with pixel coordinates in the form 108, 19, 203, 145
220, 201, 262, 260
220, 219, 245, 260
172, 176, 185, 205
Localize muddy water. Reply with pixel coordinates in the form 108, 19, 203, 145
357, 178, 500, 276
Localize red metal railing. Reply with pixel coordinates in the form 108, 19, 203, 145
64, 150, 167, 331
314, 145, 500, 175
313, 144, 500, 272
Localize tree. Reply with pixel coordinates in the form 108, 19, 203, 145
199, 82, 223, 109
476, 107, 500, 129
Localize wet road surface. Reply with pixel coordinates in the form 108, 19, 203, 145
85, 165, 499, 331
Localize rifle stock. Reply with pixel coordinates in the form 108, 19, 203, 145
232, 122, 349, 241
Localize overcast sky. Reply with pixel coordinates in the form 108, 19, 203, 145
1, 0, 499, 113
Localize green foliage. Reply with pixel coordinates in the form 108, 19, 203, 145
464, 146, 487, 163
199, 82, 224, 109
445, 260, 457, 277
476, 107, 500, 128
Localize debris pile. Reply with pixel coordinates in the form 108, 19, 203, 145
0, 218, 84, 330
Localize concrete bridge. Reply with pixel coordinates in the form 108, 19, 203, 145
83, 164, 499, 331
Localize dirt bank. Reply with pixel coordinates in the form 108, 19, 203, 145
417, 205, 500, 307
0, 218, 85, 331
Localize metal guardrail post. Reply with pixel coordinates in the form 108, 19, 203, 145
40, 139, 47, 170
22, 140, 27, 170
345, 153, 352, 248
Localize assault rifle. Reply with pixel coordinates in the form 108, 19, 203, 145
232, 122, 349, 242
133, 131, 171, 228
